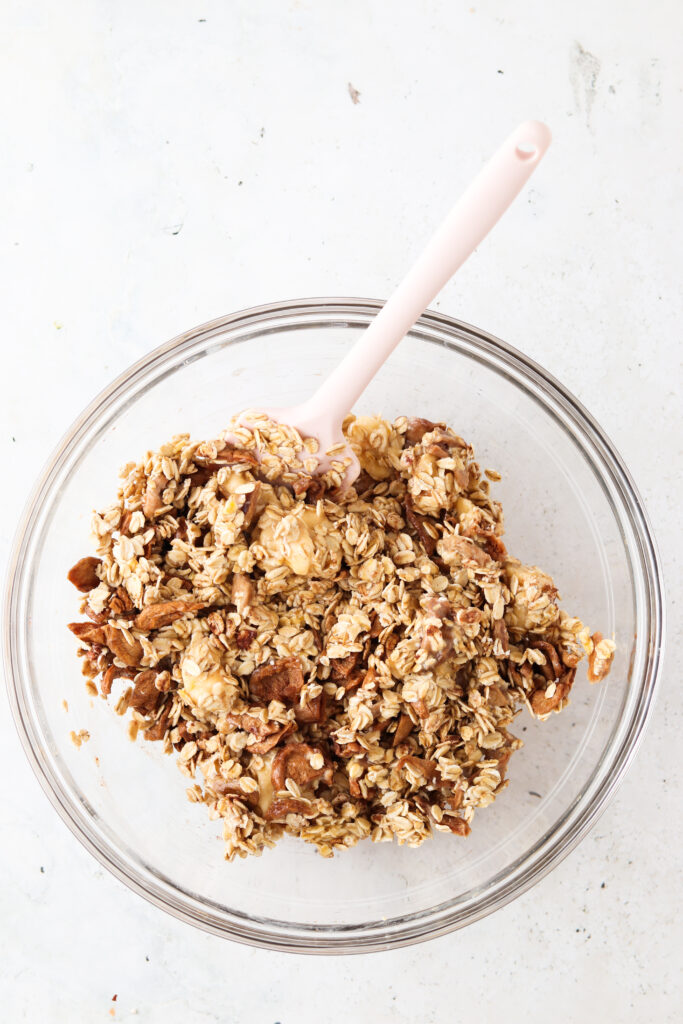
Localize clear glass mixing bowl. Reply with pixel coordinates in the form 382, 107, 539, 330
4, 299, 664, 952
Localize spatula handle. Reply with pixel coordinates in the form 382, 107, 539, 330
305, 120, 551, 423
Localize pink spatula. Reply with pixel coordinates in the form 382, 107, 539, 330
244, 120, 551, 487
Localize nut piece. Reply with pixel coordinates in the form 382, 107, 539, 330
527, 638, 563, 681
530, 671, 575, 717
144, 704, 172, 741
404, 417, 443, 445
128, 669, 163, 715
231, 574, 253, 615
404, 497, 438, 557
249, 722, 296, 755
392, 713, 413, 747
587, 632, 616, 683
142, 474, 168, 518
492, 618, 510, 655
67, 557, 101, 592
100, 664, 136, 696
330, 653, 359, 679
441, 816, 471, 836
271, 743, 333, 791
104, 625, 143, 666
437, 534, 495, 570
294, 693, 326, 724
395, 754, 440, 782
249, 657, 305, 705
264, 797, 313, 821
68, 621, 107, 645
211, 777, 260, 809
134, 599, 207, 631
195, 444, 259, 470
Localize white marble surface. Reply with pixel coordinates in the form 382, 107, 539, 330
1, 1, 681, 1020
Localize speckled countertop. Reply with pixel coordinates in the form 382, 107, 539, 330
1, 1, 681, 1021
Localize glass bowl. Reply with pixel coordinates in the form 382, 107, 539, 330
4, 299, 664, 953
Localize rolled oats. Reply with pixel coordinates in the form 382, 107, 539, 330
66, 414, 613, 859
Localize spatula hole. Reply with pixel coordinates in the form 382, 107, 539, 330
516, 142, 537, 160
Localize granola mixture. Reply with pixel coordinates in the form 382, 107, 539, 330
68, 414, 615, 859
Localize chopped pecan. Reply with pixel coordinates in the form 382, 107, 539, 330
441, 815, 471, 836
444, 785, 464, 810
404, 417, 443, 445
456, 607, 481, 625
144, 703, 172, 741
330, 652, 359, 679
530, 668, 576, 716
392, 712, 414, 747
527, 638, 563, 681
249, 722, 296, 755
193, 446, 259, 483
224, 713, 279, 740
396, 754, 439, 781
294, 692, 326, 724
492, 618, 510, 655
264, 797, 313, 820
336, 672, 363, 695
305, 477, 326, 504
100, 664, 136, 696
68, 621, 107, 645
362, 666, 378, 689
290, 473, 325, 505
119, 510, 134, 535
80, 647, 107, 678
173, 720, 198, 748
352, 469, 376, 496
67, 557, 101, 592
249, 657, 305, 705
206, 610, 225, 635
134, 599, 207, 631
142, 474, 168, 518
160, 572, 193, 592
128, 669, 163, 715
349, 775, 363, 798
426, 428, 466, 450
84, 605, 109, 624
152, 671, 171, 694
231, 573, 253, 614
481, 534, 507, 562
487, 682, 510, 708
211, 444, 259, 469
412, 699, 430, 720
437, 533, 495, 570
109, 586, 134, 617
271, 743, 333, 791
587, 631, 615, 683
241, 482, 262, 528
491, 748, 512, 780
103, 625, 143, 666
421, 593, 454, 663
332, 739, 364, 758
404, 496, 438, 556
385, 632, 399, 656
211, 778, 259, 809
235, 628, 256, 650
187, 466, 215, 488
292, 475, 311, 497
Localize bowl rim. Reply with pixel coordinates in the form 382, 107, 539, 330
3, 297, 665, 953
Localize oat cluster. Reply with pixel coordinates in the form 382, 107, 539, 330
68, 414, 614, 859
